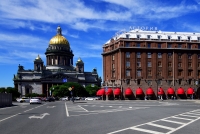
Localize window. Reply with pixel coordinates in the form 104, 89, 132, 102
198, 45, 200, 49
148, 70, 152, 76
178, 36, 181, 41
198, 62, 200, 67
158, 35, 161, 40
158, 44, 161, 48
125, 42, 130, 47
188, 44, 191, 49
147, 35, 151, 39
188, 70, 192, 76
158, 71, 162, 76
168, 71, 172, 76
168, 44, 172, 48
178, 44, 182, 48
126, 61, 130, 68
168, 53, 172, 58
147, 80, 152, 86
112, 64, 115, 69
137, 70, 141, 77
168, 80, 172, 85
198, 54, 200, 59
136, 43, 140, 47
188, 54, 192, 59
168, 36, 171, 40
126, 52, 130, 58
178, 70, 182, 76
148, 62, 152, 67
178, 53, 182, 59
188, 62, 192, 67
198, 37, 200, 42
137, 52, 141, 58
178, 62, 182, 67
158, 61, 162, 67
188, 36, 191, 41
126, 34, 130, 38
168, 62, 172, 67
126, 70, 130, 76
137, 35, 140, 39
112, 55, 115, 60
147, 53, 151, 58
112, 72, 115, 78
158, 53, 162, 58
157, 80, 162, 85
178, 79, 182, 85
137, 79, 141, 85
137, 62, 141, 67
147, 43, 151, 48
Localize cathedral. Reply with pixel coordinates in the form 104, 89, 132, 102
13, 26, 102, 97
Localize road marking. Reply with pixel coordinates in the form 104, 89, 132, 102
179, 114, 199, 118
24, 104, 45, 112
161, 119, 185, 124
65, 102, 69, 117
78, 105, 88, 112
172, 116, 192, 121
130, 127, 165, 134
47, 106, 55, 108
0, 113, 21, 122
29, 113, 50, 119
108, 109, 200, 134
129, 107, 132, 108
146, 123, 174, 130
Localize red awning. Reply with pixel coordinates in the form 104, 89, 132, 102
106, 88, 113, 95
167, 87, 175, 95
114, 88, 121, 95
146, 87, 154, 95
97, 89, 105, 95
158, 87, 165, 95
177, 87, 185, 95
187, 87, 194, 95
136, 88, 143, 95
125, 88, 133, 95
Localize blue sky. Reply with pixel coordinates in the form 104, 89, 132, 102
1, 0, 200, 87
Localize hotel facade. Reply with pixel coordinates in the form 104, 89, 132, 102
102, 29, 200, 100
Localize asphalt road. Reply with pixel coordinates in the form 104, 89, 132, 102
1, 100, 200, 134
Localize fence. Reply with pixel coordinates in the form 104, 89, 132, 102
0, 93, 12, 107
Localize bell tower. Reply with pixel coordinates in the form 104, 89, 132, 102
76, 57, 84, 73
34, 55, 43, 71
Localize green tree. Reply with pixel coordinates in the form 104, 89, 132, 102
5, 87, 21, 101
85, 84, 100, 96
0, 87, 6, 93
50, 82, 88, 97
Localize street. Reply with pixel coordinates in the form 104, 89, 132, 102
1, 100, 200, 134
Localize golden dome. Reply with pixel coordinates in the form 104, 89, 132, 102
76, 57, 84, 63
35, 54, 41, 60
49, 26, 70, 47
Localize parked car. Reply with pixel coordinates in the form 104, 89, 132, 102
30, 97, 42, 104
74, 97, 81, 100
16, 97, 30, 103
44, 97, 55, 102
60, 96, 69, 101
85, 97, 98, 101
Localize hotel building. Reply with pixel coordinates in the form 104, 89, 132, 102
102, 29, 200, 99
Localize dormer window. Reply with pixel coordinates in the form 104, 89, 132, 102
158, 35, 161, 40
178, 36, 181, 41
126, 34, 130, 39
188, 36, 191, 41
168, 36, 171, 40
137, 35, 140, 40
147, 35, 151, 39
